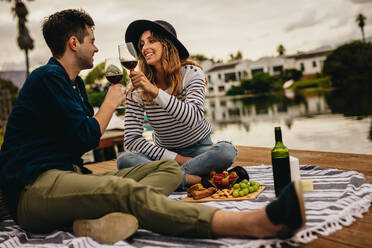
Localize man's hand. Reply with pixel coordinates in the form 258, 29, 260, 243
94, 84, 125, 134
129, 71, 159, 99
175, 154, 192, 165
104, 83, 126, 109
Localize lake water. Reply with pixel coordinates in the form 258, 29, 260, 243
205, 89, 372, 155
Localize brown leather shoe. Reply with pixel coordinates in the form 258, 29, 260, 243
73, 212, 138, 244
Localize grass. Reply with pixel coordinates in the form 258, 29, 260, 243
291, 77, 331, 90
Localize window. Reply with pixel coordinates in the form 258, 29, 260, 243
251, 68, 264, 75
220, 100, 226, 106
224, 72, 237, 82
273, 65, 283, 73
312, 61, 317, 68
277, 103, 287, 112
228, 108, 241, 117
300, 63, 305, 71
238, 71, 242, 80
218, 74, 221, 79
208, 87, 214, 92
207, 75, 211, 83
218, 86, 225, 92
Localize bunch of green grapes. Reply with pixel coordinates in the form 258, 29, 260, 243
232, 179, 260, 198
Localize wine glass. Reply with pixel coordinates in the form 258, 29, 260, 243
104, 58, 123, 85
105, 58, 124, 110
118, 42, 141, 92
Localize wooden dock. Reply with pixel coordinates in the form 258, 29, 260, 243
85, 146, 372, 248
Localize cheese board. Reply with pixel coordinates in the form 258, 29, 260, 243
181, 186, 265, 203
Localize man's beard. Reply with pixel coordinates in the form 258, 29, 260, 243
78, 55, 93, 70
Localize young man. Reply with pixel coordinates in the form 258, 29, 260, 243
0, 9, 306, 244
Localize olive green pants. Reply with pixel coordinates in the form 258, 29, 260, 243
17, 160, 218, 238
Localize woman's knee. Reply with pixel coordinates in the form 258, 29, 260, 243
117, 152, 144, 169
214, 142, 238, 165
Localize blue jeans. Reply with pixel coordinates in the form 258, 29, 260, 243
117, 136, 238, 189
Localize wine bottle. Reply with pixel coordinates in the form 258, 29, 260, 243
271, 126, 291, 197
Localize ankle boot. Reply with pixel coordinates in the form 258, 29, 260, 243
266, 180, 306, 239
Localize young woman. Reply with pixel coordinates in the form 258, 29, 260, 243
117, 20, 238, 189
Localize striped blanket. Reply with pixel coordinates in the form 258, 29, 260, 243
1, 165, 371, 248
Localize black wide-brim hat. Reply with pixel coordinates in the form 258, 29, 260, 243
125, 20, 189, 60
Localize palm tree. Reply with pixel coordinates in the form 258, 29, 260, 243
355, 13, 366, 43
228, 50, 243, 61
2, 0, 34, 76
277, 44, 285, 56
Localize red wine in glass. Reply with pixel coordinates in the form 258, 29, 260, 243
106, 74, 123, 84
121, 60, 138, 71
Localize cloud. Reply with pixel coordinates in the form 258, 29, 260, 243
284, 10, 323, 32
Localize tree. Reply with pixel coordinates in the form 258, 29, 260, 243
189, 54, 209, 62
228, 50, 243, 61
85, 62, 128, 91
356, 13, 366, 43
323, 41, 372, 91
280, 69, 302, 82
241, 72, 274, 93
0, 77, 19, 103
277, 44, 286, 56
2, 0, 35, 76
85, 62, 105, 86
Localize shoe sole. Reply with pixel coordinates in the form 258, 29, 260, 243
73, 212, 138, 244
293, 180, 306, 230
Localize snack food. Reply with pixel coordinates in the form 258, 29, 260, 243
186, 184, 217, 200
209, 170, 239, 189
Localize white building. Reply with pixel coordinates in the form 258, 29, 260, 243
286, 48, 332, 75
203, 60, 249, 97
203, 48, 333, 97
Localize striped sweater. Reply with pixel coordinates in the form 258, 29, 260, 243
124, 65, 212, 160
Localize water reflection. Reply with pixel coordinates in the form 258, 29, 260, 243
205, 89, 372, 154
207, 90, 330, 129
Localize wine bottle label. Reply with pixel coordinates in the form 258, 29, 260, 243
272, 157, 291, 197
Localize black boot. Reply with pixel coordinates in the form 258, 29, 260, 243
266, 180, 306, 239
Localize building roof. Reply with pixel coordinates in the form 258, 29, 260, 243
206, 61, 241, 73
286, 49, 333, 60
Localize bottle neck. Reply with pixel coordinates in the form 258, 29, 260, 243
274, 128, 283, 143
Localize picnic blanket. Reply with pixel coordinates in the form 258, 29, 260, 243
1, 165, 372, 248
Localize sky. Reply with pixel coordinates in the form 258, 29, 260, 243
0, 0, 372, 71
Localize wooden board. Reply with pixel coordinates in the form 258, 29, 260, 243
181, 186, 265, 203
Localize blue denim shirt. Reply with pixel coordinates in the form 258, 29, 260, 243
0, 57, 101, 220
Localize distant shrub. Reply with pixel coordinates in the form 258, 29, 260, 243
323, 41, 372, 91
280, 69, 303, 82
293, 77, 331, 90
242, 72, 274, 93
226, 85, 245, 95
87, 91, 106, 107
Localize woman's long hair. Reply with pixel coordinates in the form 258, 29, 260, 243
126, 30, 205, 103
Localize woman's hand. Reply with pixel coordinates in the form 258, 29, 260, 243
129, 71, 159, 99
175, 154, 192, 165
